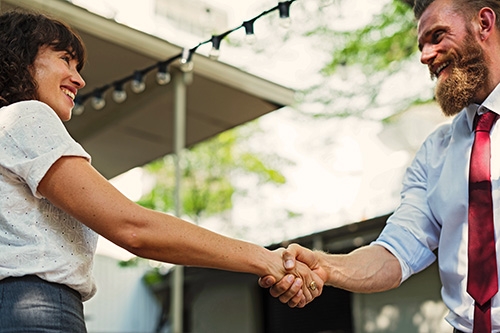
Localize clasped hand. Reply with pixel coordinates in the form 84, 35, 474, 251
261, 244, 328, 308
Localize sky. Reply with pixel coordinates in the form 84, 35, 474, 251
67, 0, 440, 259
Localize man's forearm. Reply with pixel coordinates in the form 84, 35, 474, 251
319, 245, 402, 293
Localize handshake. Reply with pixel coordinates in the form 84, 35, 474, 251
256, 243, 401, 308
258, 243, 329, 308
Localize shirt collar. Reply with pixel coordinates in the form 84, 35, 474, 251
465, 83, 500, 131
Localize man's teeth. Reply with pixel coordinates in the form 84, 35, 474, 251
436, 62, 450, 76
62, 88, 75, 100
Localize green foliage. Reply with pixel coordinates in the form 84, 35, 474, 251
118, 256, 141, 268
142, 266, 167, 286
293, 0, 434, 121
137, 123, 290, 222
322, 0, 417, 76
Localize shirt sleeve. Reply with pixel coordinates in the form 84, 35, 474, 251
0, 100, 90, 198
372, 126, 449, 282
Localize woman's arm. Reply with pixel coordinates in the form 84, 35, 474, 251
38, 156, 323, 306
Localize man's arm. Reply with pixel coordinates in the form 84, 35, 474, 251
261, 243, 402, 305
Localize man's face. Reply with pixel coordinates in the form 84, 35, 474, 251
417, 0, 488, 116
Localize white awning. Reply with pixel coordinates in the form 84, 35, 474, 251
2, 0, 296, 178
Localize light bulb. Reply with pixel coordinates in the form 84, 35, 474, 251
209, 35, 223, 61
156, 71, 171, 85
180, 61, 194, 73
243, 20, 256, 45
73, 103, 85, 116
279, 17, 292, 29
278, 1, 292, 29
208, 47, 220, 60
156, 62, 171, 85
130, 71, 146, 93
245, 33, 257, 45
112, 88, 127, 103
91, 95, 106, 110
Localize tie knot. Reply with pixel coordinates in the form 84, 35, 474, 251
475, 111, 498, 132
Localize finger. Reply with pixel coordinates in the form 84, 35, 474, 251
311, 272, 324, 297
301, 282, 314, 305
296, 297, 307, 308
269, 274, 295, 298
258, 275, 276, 288
286, 289, 304, 308
302, 278, 322, 305
278, 278, 303, 304
292, 260, 318, 304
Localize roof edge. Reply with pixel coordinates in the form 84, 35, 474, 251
3, 0, 296, 107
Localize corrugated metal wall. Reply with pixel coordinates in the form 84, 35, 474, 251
84, 254, 160, 333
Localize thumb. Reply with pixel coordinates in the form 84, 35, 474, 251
282, 245, 299, 270
284, 243, 318, 270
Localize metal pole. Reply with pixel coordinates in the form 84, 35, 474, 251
171, 70, 187, 333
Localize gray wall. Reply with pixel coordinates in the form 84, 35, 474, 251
352, 262, 452, 333
191, 273, 262, 333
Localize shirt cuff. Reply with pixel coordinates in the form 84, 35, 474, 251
372, 223, 437, 282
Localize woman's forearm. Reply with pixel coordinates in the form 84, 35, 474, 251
38, 155, 323, 305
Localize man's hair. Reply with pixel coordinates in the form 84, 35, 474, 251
413, 0, 435, 18
413, 0, 500, 29
0, 10, 86, 107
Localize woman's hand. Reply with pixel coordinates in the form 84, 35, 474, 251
260, 246, 325, 308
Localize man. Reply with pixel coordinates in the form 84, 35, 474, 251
261, 0, 500, 332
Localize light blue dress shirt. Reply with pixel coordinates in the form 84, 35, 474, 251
373, 84, 500, 331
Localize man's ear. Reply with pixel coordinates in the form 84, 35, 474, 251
478, 7, 496, 41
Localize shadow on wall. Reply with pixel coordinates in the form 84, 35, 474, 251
363, 301, 449, 333
355, 262, 452, 333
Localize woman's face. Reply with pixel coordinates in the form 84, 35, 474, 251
31, 45, 85, 121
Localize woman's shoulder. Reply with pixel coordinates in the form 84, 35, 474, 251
1, 100, 55, 114
0, 100, 60, 124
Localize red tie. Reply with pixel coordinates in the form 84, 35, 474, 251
467, 111, 499, 333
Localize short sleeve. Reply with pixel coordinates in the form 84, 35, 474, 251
0, 101, 90, 198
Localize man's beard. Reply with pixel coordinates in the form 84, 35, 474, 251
434, 35, 488, 117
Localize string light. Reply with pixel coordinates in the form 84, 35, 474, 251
112, 82, 127, 103
209, 31, 232, 60
73, 0, 299, 114
131, 71, 146, 93
156, 62, 171, 85
242, 20, 256, 45
73, 96, 86, 115
209, 35, 222, 60
278, 1, 293, 29
179, 48, 194, 73
90, 89, 106, 110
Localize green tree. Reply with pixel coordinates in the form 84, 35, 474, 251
287, 0, 431, 120
137, 122, 291, 225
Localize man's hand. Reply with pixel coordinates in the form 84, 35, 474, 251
259, 244, 327, 308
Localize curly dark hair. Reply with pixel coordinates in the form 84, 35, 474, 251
0, 10, 86, 107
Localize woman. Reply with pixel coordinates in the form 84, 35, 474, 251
0, 9, 321, 332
